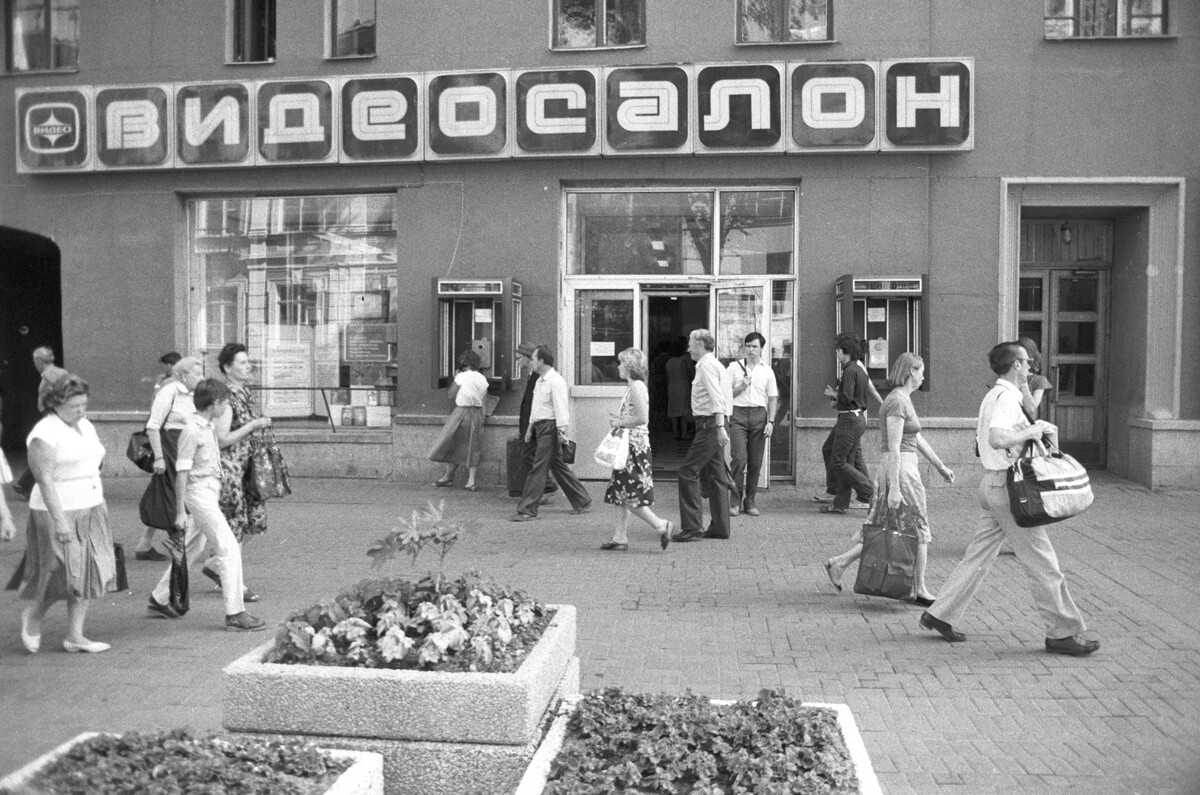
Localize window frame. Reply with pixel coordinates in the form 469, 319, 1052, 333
549, 0, 646, 52
734, 0, 834, 46
1043, 0, 1170, 40
5, 0, 79, 74
226, 0, 276, 65
324, 0, 376, 60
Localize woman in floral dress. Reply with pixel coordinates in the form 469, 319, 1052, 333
601, 348, 673, 552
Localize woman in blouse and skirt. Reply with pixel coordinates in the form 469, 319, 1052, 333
18, 370, 116, 654
205, 343, 272, 600
429, 349, 488, 491
600, 348, 673, 551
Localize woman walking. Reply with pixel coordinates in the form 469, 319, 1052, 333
600, 348, 673, 551
824, 352, 954, 604
17, 370, 116, 653
428, 349, 488, 491
206, 343, 272, 600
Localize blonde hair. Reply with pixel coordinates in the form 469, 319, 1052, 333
38, 370, 88, 413
172, 356, 203, 379
888, 352, 924, 388
618, 348, 648, 381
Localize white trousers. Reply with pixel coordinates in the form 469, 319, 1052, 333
153, 480, 244, 616
929, 471, 1087, 640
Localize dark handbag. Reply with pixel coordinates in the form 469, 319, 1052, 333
247, 428, 291, 500
139, 473, 178, 531
560, 438, 577, 465
1007, 439, 1094, 528
112, 542, 129, 592
853, 511, 918, 600
126, 428, 155, 473
12, 468, 35, 500
165, 528, 189, 616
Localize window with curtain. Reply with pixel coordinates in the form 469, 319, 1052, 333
5, 0, 78, 73
328, 0, 375, 58
1044, 0, 1167, 38
737, 0, 831, 43
552, 0, 644, 49
229, 0, 275, 63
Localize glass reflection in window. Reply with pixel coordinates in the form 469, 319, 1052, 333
575, 290, 633, 384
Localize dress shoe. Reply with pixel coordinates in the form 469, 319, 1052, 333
729, 504, 741, 516
919, 611, 967, 643
432, 479, 453, 487
201, 566, 222, 588
599, 541, 629, 551
671, 530, 705, 543
568, 503, 592, 515
823, 560, 843, 592
134, 547, 169, 562
659, 521, 672, 551
743, 504, 761, 517
1045, 635, 1100, 656
904, 595, 936, 608
702, 531, 729, 540
63, 639, 111, 653
242, 588, 260, 603
20, 607, 41, 654
508, 512, 538, 522
147, 597, 181, 619
812, 492, 835, 503
819, 505, 848, 515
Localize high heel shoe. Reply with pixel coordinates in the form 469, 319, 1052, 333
20, 607, 40, 654
63, 638, 111, 654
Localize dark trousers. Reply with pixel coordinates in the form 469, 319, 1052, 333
516, 420, 590, 516
522, 436, 558, 494
830, 412, 872, 509
678, 416, 734, 538
729, 406, 767, 507
822, 424, 868, 497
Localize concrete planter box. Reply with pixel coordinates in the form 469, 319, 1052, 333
0, 732, 383, 795
515, 696, 882, 795
223, 604, 576, 746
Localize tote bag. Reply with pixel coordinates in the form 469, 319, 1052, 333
853, 511, 918, 600
247, 428, 292, 500
593, 428, 630, 470
1007, 439, 1093, 528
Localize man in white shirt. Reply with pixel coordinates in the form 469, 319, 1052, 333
726, 332, 778, 517
509, 346, 591, 521
919, 342, 1099, 657
673, 329, 735, 542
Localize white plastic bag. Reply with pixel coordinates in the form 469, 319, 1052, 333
593, 428, 630, 470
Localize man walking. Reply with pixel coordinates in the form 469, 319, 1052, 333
816, 332, 879, 506
919, 341, 1100, 656
515, 341, 558, 503
819, 337, 873, 514
727, 332, 778, 517
673, 329, 735, 541
509, 346, 591, 521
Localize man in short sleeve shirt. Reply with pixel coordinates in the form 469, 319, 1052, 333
919, 341, 1099, 657
726, 332, 778, 517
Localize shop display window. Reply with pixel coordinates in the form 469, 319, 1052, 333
1044, 0, 1167, 38
736, 0, 831, 43
326, 0, 375, 58
5, 0, 78, 73
188, 193, 398, 426
566, 189, 796, 276
551, 0, 645, 49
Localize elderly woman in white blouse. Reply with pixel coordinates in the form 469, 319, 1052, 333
17, 371, 115, 654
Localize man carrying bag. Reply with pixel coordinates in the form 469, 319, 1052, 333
918, 341, 1100, 657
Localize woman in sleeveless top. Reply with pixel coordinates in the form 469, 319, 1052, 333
601, 348, 673, 551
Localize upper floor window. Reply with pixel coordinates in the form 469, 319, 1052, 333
227, 0, 275, 64
552, 0, 644, 50
1044, 0, 1167, 38
5, 0, 78, 73
737, 0, 831, 44
326, 0, 375, 59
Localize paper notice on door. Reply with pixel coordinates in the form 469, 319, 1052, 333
590, 341, 615, 357
867, 307, 887, 323
868, 338, 889, 370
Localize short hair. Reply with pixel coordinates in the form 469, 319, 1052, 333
534, 345, 555, 368
618, 348, 648, 381
217, 342, 248, 374
889, 352, 924, 388
172, 356, 203, 380
159, 351, 182, 367
192, 378, 231, 412
836, 337, 861, 361
38, 370, 88, 413
1018, 337, 1043, 374
743, 331, 766, 348
689, 329, 715, 352
988, 341, 1025, 376
32, 346, 56, 372
458, 349, 482, 371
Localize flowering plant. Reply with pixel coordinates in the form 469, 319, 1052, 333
267, 501, 551, 671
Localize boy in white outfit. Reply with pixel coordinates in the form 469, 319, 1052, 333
147, 378, 265, 631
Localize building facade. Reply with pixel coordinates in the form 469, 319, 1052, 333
1, 1, 1196, 488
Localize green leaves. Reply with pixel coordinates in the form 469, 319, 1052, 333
546, 689, 859, 794
365, 499, 479, 580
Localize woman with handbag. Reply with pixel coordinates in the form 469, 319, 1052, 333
428, 349, 488, 491
600, 348, 673, 552
16, 370, 116, 653
824, 352, 954, 604
207, 343, 272, 601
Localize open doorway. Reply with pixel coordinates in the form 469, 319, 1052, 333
644, 290, 708, 478
0, 226, 63, 460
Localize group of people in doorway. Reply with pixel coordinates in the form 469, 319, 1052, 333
3, 341, 280, 656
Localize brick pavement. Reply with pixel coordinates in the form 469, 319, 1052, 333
1, 472, 1198, 793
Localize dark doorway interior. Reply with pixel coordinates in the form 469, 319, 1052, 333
645, 293, 707, 479
0, 226, 63, 455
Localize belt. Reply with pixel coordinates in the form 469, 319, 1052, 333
838, 409, 863, 415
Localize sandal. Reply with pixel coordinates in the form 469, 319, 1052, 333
432, 479, 453, 487
464, 484, 478, 492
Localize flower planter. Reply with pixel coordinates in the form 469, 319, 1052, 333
223, 604, 579, 795
0, 732, 384, 795
515, 695, 882, 795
